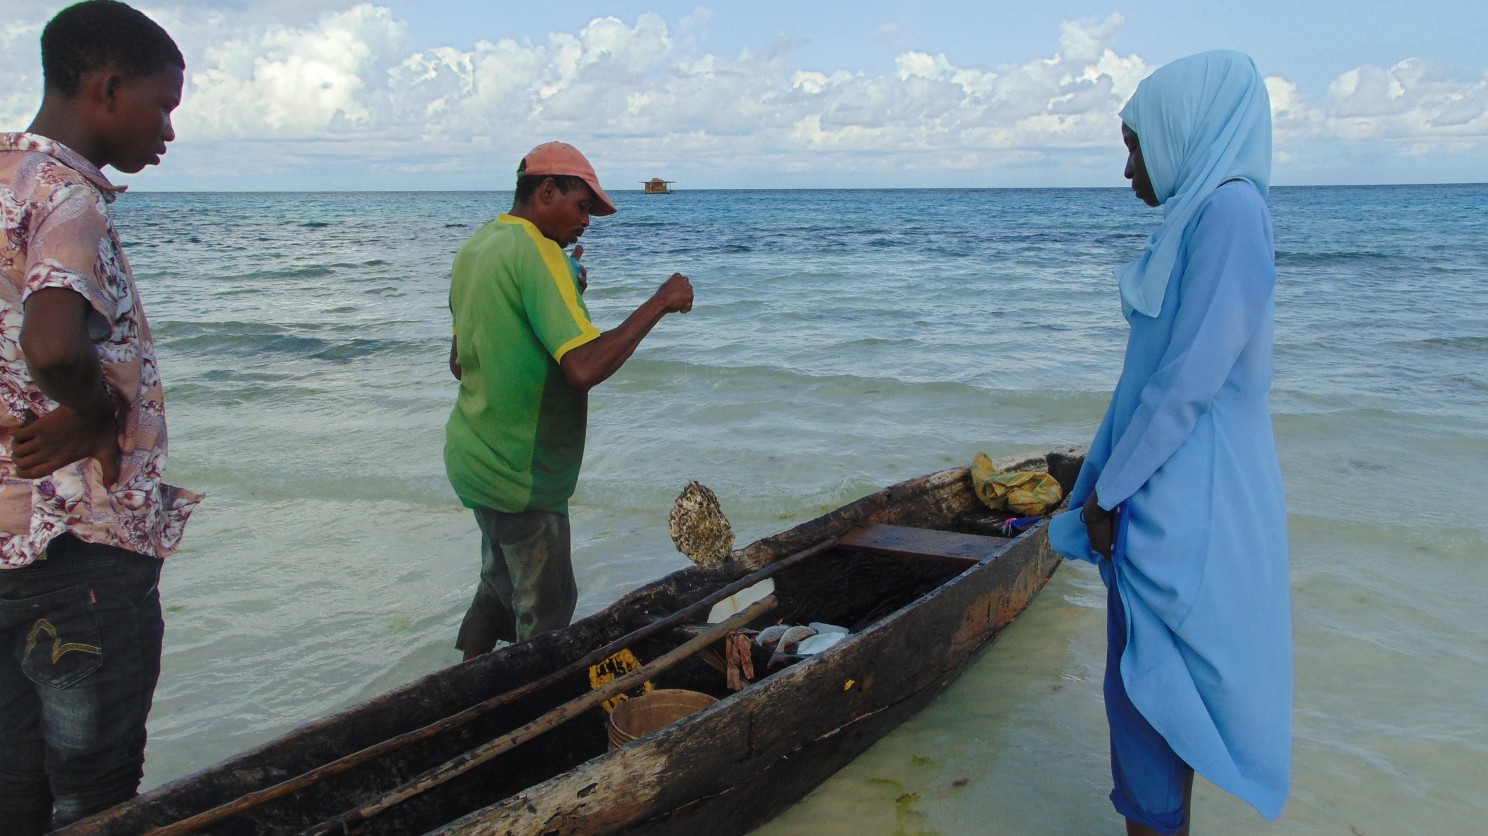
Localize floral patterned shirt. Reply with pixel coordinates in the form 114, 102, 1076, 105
0, 132, 200, 566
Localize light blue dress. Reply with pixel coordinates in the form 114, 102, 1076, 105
1049, 180, 1292, 818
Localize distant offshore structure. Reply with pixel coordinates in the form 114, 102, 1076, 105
642, 177, 674, 194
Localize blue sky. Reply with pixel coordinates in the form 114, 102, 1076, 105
5, 1, 1486, 190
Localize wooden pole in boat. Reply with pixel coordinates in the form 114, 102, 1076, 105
133, 538, 835, 836
299, 595, 779, 836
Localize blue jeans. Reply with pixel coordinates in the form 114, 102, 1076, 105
455, 508, 576, 653
0, 533, 164, 834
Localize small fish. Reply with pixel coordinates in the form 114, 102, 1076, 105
775, 625, 818, 654
755, 624, 791, 648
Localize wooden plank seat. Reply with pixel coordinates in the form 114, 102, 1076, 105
837, 523, 1012, 567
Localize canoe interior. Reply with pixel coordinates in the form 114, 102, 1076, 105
68, 448, 1084, 835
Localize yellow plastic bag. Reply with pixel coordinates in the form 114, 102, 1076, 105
970, 452, 1063, 516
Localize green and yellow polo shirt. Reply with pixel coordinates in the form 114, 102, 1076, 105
444, 214, 600, 513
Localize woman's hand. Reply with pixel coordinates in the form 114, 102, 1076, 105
1083, 492, 1116, 559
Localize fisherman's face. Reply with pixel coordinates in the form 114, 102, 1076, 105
535, 179, 595, 248
1122, 124, 1160, 208
101, 63, 183, 174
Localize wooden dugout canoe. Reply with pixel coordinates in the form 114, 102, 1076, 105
66, 447, 1084, 836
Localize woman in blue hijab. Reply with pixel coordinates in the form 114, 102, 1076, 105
1048, 50, 1292, 834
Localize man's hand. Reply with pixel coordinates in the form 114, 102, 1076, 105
1083, 492, 1116, 559
654, 272, 693, 313
449, 334, 461, 380
12, 404, 120, 485
558, 272, 695, 392
17, 287, 123, 486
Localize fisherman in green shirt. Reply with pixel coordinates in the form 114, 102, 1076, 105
445, 142, 692, 660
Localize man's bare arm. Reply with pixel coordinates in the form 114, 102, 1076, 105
13, 287, 120, 483
559, 273, 692, 393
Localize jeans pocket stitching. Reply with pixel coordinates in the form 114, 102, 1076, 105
19, 587, 104, 689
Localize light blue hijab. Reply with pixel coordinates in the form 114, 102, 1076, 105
1117, 50, 1272, 318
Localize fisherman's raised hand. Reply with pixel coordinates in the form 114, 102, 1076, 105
656, 273, 693, 314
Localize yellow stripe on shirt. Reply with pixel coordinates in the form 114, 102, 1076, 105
505, 215, 600, 362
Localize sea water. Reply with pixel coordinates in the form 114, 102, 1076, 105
113, 184, 1487, 833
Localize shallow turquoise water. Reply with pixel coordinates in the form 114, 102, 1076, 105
114, 185, 1488, 833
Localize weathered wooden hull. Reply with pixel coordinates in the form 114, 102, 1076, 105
66, 448, 1083, 835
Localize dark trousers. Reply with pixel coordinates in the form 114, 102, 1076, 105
456, 508, 577, 654
0, 533, 164, 834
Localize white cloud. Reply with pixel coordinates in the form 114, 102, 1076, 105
179, 4, 407, 137
0, 20, 44, 127
1266, 76, 1303, 114
1277, 59, 1488, 153
3, 4, 1484, 186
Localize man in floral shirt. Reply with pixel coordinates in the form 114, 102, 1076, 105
0, 3, 198, 832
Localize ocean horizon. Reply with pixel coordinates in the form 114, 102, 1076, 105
123, 180, 1488, 194
108, 183, 1485, 833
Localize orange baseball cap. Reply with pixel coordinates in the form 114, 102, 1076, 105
518, 141, 618, 216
